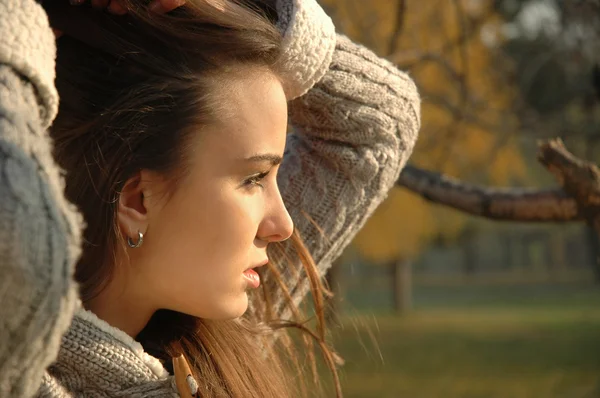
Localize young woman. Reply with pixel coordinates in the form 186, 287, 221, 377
0, 0, 420, 396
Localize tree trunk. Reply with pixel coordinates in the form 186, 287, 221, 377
549, 230, 566, 271
588, 221, 600, 283
463, 230, 477, 274
392, 258, 412, 314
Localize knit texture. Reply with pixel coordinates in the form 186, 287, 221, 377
272, 33, 421, 319
0, 0, 421, 396
0, 1, 84, 396
0, 67, 81, 397
275, 0, 336, 99
37, 308, 175, 398
0, 0, 58, 127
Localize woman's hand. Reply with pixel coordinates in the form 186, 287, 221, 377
77, 0, 184, 14
53, 0, 185, 37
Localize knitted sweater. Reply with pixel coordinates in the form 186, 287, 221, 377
0, 0, 420, 396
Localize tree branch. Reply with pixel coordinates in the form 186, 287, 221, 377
387, 0, 406, 56
397, 165, 583, 222
397, 139, 600, 223
538, 139, 600, 209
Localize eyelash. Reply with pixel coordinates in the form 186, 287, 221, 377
243, 171, 270, 189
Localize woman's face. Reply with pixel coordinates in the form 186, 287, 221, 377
125, 69, 293, 321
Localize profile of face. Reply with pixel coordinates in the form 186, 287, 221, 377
111, 68, 293, 325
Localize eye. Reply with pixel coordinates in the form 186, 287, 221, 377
242, 171, 270, 189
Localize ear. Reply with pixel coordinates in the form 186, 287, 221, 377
117, 170, 162, 240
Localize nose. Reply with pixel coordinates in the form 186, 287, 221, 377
258, 188, 294, 243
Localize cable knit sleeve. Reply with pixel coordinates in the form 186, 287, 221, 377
268, 2, 420, 316
0, 1, 83, 397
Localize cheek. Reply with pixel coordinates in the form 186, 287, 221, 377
194, 191, 262, 249
149, 186, 262, 271
143, 187, 264, 318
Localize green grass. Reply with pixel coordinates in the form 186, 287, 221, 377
320, 283, 600, 398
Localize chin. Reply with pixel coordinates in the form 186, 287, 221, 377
201, 292, 249, 321
229, 292, 250, 318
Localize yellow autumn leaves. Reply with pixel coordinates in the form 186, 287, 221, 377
321, 0, 533, 262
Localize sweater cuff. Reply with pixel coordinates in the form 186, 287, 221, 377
0, 0, 58, 128
276, 0, 336, 100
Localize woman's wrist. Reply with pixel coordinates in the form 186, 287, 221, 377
275, 0, 336, 100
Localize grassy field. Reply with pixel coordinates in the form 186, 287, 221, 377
320, 282, 600, 398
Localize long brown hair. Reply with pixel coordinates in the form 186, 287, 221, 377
44, 1, 341, 396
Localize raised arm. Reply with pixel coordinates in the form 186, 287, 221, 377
0, 1, 83, 396
269, 0, 421, 315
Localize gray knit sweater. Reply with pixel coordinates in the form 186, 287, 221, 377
0, 0, 420, 396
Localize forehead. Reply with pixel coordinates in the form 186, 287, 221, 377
199, 69, 288, 161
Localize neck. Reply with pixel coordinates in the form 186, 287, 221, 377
85, 277, 156, 338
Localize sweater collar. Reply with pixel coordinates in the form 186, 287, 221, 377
49, 307, 177, 397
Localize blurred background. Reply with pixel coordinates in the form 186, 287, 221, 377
315, 0, 600, 397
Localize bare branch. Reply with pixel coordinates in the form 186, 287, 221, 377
538, 138, 600, 209
397, 139, 600, 223
387, 0, 406, 56
397, 165, 583, 222
421, 92, 496, 129
434, 0, 471, 169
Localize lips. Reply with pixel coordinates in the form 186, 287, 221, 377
243, 259, 268, 289
243, 268, 261, 289
245, 259, 268, 272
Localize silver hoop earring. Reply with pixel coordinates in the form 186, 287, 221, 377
127, 231, 144, 249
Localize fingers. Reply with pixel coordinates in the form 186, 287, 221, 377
107, 0, 128, 15
149, 0, 186, 13
91, 0, 109, 9
67, 0, 185, 15
73, 0, 126, 14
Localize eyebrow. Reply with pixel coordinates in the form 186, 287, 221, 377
244, 154, 283, 166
